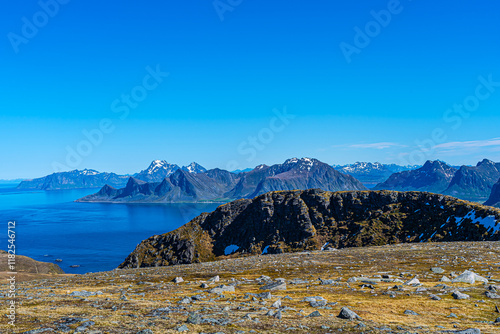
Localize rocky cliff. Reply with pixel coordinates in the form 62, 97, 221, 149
118, 189, 500, 269
484, 178, 500, 208
444, 159, 500, 201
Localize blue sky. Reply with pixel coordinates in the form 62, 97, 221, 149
1, 0, 500, 178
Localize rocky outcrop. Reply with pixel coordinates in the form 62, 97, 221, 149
444, 159, 500, 202
485, 178, 500, 208
118, 189, 500, 269
374, 161, 456, 193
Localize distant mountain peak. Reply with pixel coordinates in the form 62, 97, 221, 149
478, 158, 495, 167
283, 157, 318, 171
134, 160, 180, 182
181, 162, 207, 174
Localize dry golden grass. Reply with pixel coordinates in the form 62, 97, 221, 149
2, 242, 500, 333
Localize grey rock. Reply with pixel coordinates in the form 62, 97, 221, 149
431, 267, 445, 274
404, 310, 419, 315
186, 312, 203, 325
176, 325, 189, 332
22, 329, 55, 334
452, 291, 470, 300
271, 299, 281, 308
173, 277, 184, 283
429, 294, 442, 300
259, 281, 286, 291
310, 300, 327, 307
338, 307, 360, 320
485, 291, 500, 299
70, 290, 102, 297
441, 329, 480, 334
403, 277, 420, 285
209, 285, 235, 294
307, 311, 322, 317
452, 270, 488, 284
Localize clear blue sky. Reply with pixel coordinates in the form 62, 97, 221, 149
1, 0, 500, 178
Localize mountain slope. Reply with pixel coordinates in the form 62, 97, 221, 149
334, 162, 419, 188
484, 178, 500, 208
118, 189, 500, 268
374, 161, 456, 193
444, 159, 500, 201
16, 169, 129, 190
227, 158, 367, 199
78, 168, 239, 203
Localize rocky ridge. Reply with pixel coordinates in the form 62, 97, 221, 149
118, 189, 500, 269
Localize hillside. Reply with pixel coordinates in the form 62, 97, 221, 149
3, 242, 499, 333
0, 250, 64, 282
119, 189, 500, 269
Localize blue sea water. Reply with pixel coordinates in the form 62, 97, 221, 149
0, 184, 220, 274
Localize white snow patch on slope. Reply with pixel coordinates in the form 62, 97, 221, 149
450, 210, 500, 232
224, 245, 240, 255
262, 245, 270, 255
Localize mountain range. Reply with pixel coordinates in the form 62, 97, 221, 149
16, 161, 208, 190
375, 159, 500, 202
77, 158, 367, 203
334, 162, 420, 187
118, 189, 500, 268
14, 157, 500, 205
16, 169, 131, 190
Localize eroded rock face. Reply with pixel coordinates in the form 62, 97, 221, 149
118, 189, 500, 269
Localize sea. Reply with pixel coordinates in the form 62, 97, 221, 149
0, 184, 220, 274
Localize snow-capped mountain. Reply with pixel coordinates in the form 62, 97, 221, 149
334, 162, 420, 188
181, 162, 207, 174
17, 169, 129, 190
79, 157, 367, 203
133, 160, 180, 182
